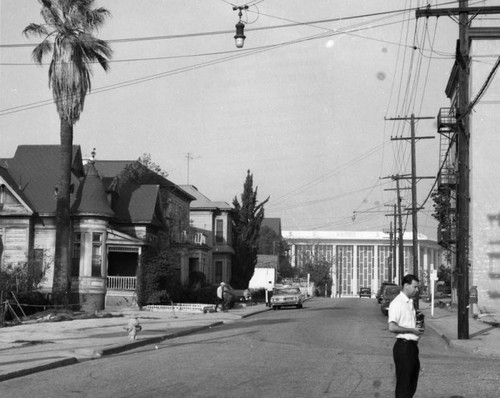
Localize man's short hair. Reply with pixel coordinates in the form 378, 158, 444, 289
402, 274, 419, 286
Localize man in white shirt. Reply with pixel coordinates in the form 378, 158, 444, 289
216, 282, 227, 312
388, 274, 424, 398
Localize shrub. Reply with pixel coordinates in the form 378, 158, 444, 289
3, 291, 52, 321
137, 243, 181, 308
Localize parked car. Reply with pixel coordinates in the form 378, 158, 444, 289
380, 285, 402, 316
376, 282, 397, 304
359, 287, 371, 298
270, 286, 304, 310
232, 288, 252, 303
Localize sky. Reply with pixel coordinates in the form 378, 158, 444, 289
0, 0, 484, 239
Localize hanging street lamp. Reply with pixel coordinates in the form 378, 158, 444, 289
233, 5, 248, 48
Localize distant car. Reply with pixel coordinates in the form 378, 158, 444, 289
270, 287, 304, 310
376, 282, 397, 304
359, 287, 371, 298
232, 288, 252, 303
380, 285, 402, 316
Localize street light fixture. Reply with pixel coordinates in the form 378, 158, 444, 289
233, 5, 248, 48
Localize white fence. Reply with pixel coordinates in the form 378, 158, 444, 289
107, 276, 137, 291
145, 303, 215, 313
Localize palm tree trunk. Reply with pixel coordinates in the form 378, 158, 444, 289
53, 118, 73, 305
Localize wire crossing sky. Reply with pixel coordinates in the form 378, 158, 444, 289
2, 0, 489, 238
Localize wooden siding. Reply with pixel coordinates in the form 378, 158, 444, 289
0, 226, 29, 267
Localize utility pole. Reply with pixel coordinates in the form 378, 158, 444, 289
388, 221, 394, 282
415, 0, 500, 339
383, 176, 408, 284
383, 222, 394, 282
185, 153, 200, 184
396, 178, 404, 284
387, 114, 434, 280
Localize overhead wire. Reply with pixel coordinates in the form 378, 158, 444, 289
0, 4, 432, 50
0, 17, 412, 117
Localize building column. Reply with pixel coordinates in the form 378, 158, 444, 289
352, 245, 358, 296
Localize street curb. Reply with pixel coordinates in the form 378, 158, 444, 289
100, 321, 224, 356
240, 307, 271, 318
0, 358, 78, 383
0, 321, 224, 383
0, 309, 271, 383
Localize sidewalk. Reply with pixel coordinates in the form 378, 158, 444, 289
1, 300, 499, 383
0, 303, 271, 382
419, 301, 500, 358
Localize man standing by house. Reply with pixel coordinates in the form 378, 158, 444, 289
216, 282, 227, 312
388, 274, 424, 398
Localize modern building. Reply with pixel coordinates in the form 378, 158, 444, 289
283, 230, 442, 296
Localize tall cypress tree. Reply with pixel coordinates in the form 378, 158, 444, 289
231, 170, 269, 288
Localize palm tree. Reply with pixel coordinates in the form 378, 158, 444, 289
23, 0, 112, 304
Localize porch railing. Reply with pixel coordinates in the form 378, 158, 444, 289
107, 276, 137, 291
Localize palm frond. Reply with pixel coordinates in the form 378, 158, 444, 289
40, 0, 64, 29
22, 23, 49, 38
84, 7, 111, 31
30, 0, 111, 124
79, 34, 112, 68
32, 39, 53, 64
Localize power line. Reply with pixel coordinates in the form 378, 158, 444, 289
0, 3, 453, 49
0, 18, 410, 117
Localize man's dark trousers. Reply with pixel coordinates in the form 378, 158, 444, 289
393, 339, 420, 398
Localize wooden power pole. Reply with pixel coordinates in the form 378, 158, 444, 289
387, 114, 434, 282
416, 1, 500, 339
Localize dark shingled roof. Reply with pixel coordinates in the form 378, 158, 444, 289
261, 218, 282, 237
113, 184, 163, 225
72, 162, 114, 218
256, 254, 279, 269
1, 145, 84, 214
94, 160, 195, 202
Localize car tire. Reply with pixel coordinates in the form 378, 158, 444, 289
272, 306, 277, 310
297, 304, 303, 309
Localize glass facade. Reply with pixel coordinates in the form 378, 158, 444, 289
378, 246, 393, 283
357, 245, 374, 289
336, 245, 353, 295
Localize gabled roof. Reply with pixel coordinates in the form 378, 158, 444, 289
261, 218, 282, 237
179, 185, 231, 210
0, 145, 84, 214
256, 254, 279, 269
0, 165, 34, 212
95, 160, 195, 202
113, 184, 163, 225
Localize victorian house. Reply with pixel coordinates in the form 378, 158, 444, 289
0, 145, 203, 311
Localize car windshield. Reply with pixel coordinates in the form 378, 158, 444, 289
274, 288, 301, 295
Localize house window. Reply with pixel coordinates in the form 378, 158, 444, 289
0, 185, 5, 208
33, 248, 44, 282
92, 233, 103, 277
72, 233, 81, 277
215, 219, 224, 243
189, 257, 199, 274
215, 261, 223, 282
0, 230, 3, 269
